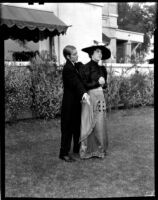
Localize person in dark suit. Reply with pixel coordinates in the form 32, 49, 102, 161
59, 45, 90, 162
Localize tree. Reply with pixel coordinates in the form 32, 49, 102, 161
118, 3, 157, 53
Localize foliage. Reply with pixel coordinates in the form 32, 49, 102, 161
29, 51, 63, 119
105, 65, 154, 111
5, 50, 62, 121
5, 66, 32, 122
104, 70, 121, 110
5, 58, 153, 122
117, 3, 157, 53
12, 51, 37, 61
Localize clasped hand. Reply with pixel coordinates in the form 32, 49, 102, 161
98, 76, 105, 86
82, 93, 90, 105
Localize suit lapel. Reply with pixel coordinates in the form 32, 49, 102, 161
66, 60, 81, 78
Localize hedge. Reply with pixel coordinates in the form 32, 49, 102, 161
5, 63, 154, 122
5, 66, 32, 122
105, 68, 154, 111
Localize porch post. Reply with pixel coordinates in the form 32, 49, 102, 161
49, 36, 53, 59
57, 35, 60, 65
124, 40, 131, 63
110, 37, 117, 63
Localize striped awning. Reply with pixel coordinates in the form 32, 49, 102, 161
1, 4, 69, 41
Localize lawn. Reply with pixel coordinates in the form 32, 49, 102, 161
5, 106, 154, 198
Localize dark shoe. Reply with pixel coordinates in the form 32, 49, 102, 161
72, 152, 80, 160
59, 155, 76, 162
68, 155, 76, 161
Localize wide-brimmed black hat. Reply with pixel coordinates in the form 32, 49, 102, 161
82, 45, 111, 60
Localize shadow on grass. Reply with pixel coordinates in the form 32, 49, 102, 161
5, 106, 154, 198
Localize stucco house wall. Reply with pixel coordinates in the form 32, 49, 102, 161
4, 3, 144, 64
4, 3, 104, 64
55, 3, 104, 64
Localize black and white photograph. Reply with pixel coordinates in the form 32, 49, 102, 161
2, 2, 156, 198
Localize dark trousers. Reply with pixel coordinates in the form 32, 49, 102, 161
59, 123, 81, 156
60, 102, 81, 156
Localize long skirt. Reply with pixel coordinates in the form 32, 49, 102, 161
79, 88, 108, 159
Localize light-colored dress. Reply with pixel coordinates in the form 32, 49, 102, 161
79, 87, 108, 159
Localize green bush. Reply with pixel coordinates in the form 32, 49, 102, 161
29, 58, 63, 119
5, 66, 32, 122
140, 70, 154, 105
106, 67, 154, 110
119, 77, 131, 107
5, 50, 63, 122
5, 60, 154, 122
105, 75, 121, 110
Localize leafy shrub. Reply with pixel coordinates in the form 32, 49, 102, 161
5, 50, 62, 122
140, 70, 154, 105
119, 77, 131, 107
29, 54, 63, 119
106, 66, 154, 110
5, 66, 32, 122
5, 59, 154, 122
12, 51, 37, 61
105, 74, 121, 110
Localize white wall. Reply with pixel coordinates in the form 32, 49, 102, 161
55, 3, 103, 64
4, 3, 104, 64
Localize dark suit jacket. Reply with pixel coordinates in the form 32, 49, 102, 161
61, 60, 86, 133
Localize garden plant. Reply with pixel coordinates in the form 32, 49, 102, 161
5, 57, 154, 122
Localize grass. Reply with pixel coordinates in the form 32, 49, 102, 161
5, 106, 154, 198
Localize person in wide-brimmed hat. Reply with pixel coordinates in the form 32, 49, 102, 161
82, 43, 111, 60
79, 42, 111, 159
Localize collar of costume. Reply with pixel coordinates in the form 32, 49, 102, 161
90, 59, 99, 66
67, 59, 75, 66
